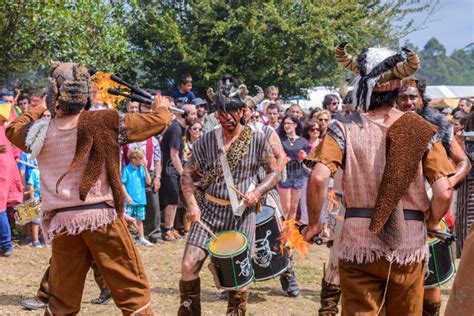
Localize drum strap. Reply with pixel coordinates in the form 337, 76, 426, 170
215, 127, 254, 217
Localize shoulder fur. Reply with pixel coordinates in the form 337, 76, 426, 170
25, 118, 51, 159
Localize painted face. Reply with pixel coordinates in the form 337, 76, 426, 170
397, 87, 422, 112
217, 109, 242, 131
283, 118, 296, 135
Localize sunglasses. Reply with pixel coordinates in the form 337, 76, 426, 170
310, 127, 319, 132
191, 127, 202, 132
331, 102, 339, 105
318, 118, 329, 122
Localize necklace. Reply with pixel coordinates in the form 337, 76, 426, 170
288, 137, 297, 146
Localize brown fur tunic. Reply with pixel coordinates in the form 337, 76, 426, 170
370, 112, 437, 247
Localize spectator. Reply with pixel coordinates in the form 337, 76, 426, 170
0, 115, 23, 257
123, 103, 164, 244
26, 166, 43, 248
289, 104, 305, 122
265, 103, 280, 129
316, 110, 331, 139
177, 121, 203, 236
341, 93, 353, 116
126, 100, 139, 113
29, 95, 42, 108
42, 109, 52, 119
172, 74, 195, 104
299, 120, 321, 224
457, 98, 472, 114
308, 108, 322, 121
322, 93, 340, 116
257, 85, 279, 114
277, 115, 309, 220
121, 147, 153, 247
192, 98, 208, 126
17, 94, 30, 114
453, 116, 466, 150
250, 110, 262, 124
160, 103, 197, 241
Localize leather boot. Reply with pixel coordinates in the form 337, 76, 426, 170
319, 279, 341, 316
178, 278, 201, 316
422, 299, 441, 316
226, 290, 249, 316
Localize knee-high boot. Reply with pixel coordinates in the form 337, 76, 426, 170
178, 278, 201, 316
422, 299, 441, 316
226, 289, 249, 316
319, 279, 341, 316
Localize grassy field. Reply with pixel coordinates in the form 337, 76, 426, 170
0, 239, 452, 315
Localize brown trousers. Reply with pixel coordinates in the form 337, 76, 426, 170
46, 217, 152, 315
339, 258, 424, 315
445, 224, 474, 316
36, 261, 108, 304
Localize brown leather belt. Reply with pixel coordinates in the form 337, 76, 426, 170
345, 207, 424, 221
54, 202, 112, 213
204, 193, 231, 206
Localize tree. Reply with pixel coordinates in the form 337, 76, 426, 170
416, 37, 474, 85
0, 0, 131, 91
124, 0, 436, 97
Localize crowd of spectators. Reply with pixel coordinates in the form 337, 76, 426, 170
0, 75, 473, 255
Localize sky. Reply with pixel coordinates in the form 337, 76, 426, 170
397, 0, 473, 54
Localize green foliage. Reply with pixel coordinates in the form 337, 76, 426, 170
0, 0, 131, 91
124, 0, 434, 97
415, 38, 474, 85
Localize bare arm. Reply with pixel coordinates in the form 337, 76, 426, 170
427, 176, 453, 231
304, 163, 331, 241
448, 138, 471, 188
121, 184, 133, 205
170, 148, 184, 175
181, 159, 201, 222
153, 160, 162, 192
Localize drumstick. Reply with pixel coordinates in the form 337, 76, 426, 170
230, 185, 247, 199
197, 220, 217, 238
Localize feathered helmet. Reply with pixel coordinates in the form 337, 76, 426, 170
214, 74, 248, 112
335, 42, 420, 112
46, 62, 93, 117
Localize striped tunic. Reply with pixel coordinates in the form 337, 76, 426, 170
187, 125, 269, 250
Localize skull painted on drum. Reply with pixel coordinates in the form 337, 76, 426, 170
236, 256, 252, 278
253, 230, 277, 268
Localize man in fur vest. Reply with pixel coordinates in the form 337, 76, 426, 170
6, 62, 172, 315
304, 43, 455, 314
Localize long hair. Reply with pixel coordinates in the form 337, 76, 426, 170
278, 114, 303, 139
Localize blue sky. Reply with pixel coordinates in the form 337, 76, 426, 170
398, 0, 474, 54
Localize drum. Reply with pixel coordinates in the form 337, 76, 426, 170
425, 220, 456, 288
206, 230, 254, 290
14, 198, 42, 225
252, 205, 290, 281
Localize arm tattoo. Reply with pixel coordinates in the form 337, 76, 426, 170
256, 140, 281, 194
181, 160, 199, 207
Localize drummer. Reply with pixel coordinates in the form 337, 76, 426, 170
179, 74, 284, 315
396, 77, 471, 315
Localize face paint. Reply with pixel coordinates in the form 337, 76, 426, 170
217, 109, 241, 131
397, 87, 422, 112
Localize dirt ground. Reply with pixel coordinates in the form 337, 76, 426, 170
1, 239, 452, 315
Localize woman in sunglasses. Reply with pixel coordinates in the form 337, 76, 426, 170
315, 110, 332, 139
183, 121, 203, 165
277, 115, 309, 220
